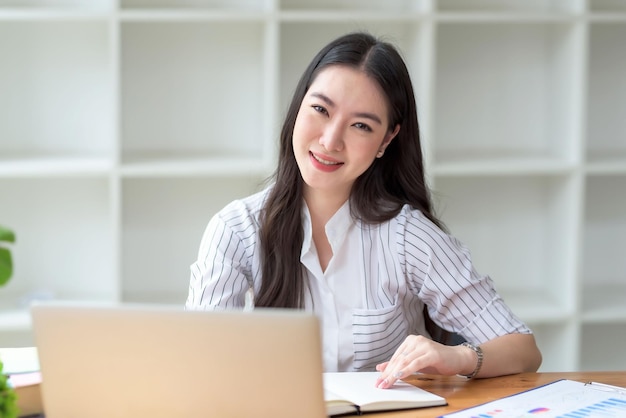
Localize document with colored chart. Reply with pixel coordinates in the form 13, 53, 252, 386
440, 379, 626, 418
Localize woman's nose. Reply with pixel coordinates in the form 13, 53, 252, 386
319, 121, 344, 151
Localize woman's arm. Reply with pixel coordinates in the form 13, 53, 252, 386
375, 332, 541, 389
185, 208, 256, 310
475, 333, 542, 377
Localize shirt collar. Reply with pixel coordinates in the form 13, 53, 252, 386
301, 199, 354, 258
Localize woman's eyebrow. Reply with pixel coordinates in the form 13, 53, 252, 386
309, 92, 383, 125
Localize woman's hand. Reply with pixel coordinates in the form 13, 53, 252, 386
374, 334, 476, 389
374, 333, 542, 389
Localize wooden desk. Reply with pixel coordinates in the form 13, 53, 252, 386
375, 371, 626, 417
15, 371, 626, 417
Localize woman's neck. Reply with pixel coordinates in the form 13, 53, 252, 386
304, 188, 349, 227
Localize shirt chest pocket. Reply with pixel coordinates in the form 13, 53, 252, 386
351, 298, 407, 371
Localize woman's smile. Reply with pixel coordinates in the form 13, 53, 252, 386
310, 151, 344, 171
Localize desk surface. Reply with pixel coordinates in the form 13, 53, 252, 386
375, 371, 626, 417
16, 371, 626, 417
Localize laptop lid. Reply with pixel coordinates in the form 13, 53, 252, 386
31, 302, 326, 418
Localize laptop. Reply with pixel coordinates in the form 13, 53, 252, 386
31, 302, 327, 418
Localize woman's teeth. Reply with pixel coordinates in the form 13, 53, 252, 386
312, 153, 341, 165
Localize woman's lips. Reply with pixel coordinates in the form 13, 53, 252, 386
310, 151, 343, 172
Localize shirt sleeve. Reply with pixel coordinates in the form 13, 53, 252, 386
400, 208, 532, 345
185, 201, 256, 310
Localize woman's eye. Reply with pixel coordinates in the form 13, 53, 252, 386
312, 105, 328, 115
354, 122, 372, 132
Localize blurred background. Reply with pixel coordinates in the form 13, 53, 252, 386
0, 0, 625, 372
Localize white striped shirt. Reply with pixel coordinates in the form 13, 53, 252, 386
186, 186, 531, 372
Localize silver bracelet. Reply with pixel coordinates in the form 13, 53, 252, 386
460, 342, 483, 379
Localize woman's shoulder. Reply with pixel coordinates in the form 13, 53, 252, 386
395, 204, 438, 229
394, 204, 461, 247
216, 185, 271, 225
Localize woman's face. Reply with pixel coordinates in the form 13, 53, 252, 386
293, 65, 399, 203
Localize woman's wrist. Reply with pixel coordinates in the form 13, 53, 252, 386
458, 342, 483, 379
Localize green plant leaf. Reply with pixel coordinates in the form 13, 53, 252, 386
0, 360, 20, 418
0, 225, 16, 244
0, 247, 13, 286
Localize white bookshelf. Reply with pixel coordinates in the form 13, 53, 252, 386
1, 0, 624, 372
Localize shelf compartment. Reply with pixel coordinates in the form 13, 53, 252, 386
581, 175, 626, 319
120, 0, 270, 11
580, 323, 626, 371
0, 307, 34, 346
120, 154, 271, 177
0, 178, 116, 310
119, 9, 268, 22
279, 21, 430, 127
589, 0, 626, 13
0, 0, 113, 12
586, 23, 626, 169
582, 284, 626, 323
436, 0, 581, 13
432, 153, 576, 177
0, 155, 113, 177
0, 328, 35, 348
120, 21, 268, 164
0, 309, 30, 331
279, 0, 428, 13
432, 174, 579, 318
120, 176, 265, 304
434, 22, 582, 167
0, 20, 114, 158
586, 158, 626, 174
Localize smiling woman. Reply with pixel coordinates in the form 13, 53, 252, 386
185, 32, 541, 384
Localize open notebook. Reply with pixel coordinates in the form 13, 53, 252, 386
31, 302, 327, 418
324, 372, 446, 416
